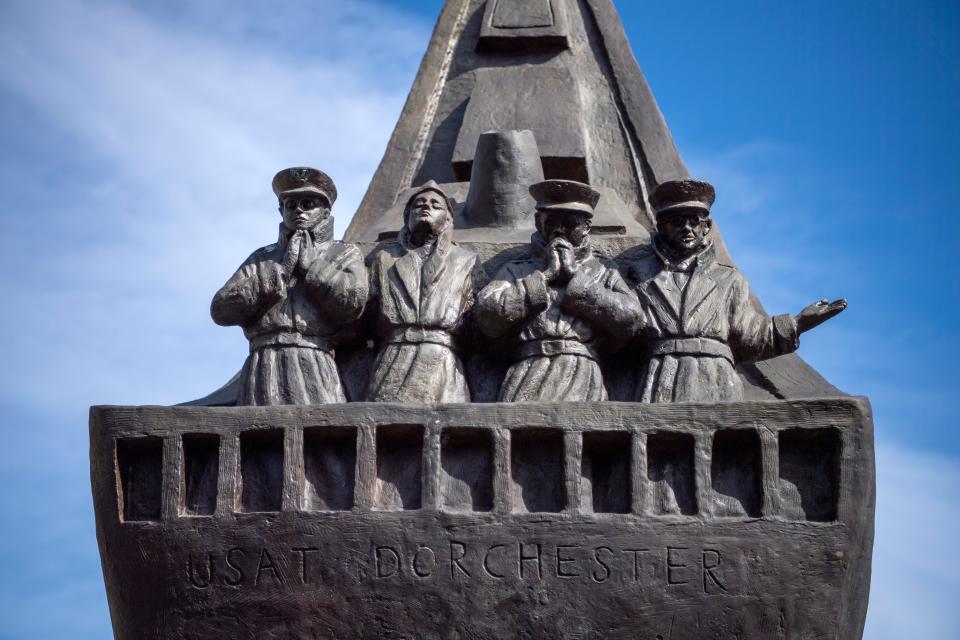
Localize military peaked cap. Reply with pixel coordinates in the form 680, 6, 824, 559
272, 167, 338, 206
650, 179, 716, 216
529, 179, 601, 217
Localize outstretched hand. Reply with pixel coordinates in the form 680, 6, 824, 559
796, 298, 848, 333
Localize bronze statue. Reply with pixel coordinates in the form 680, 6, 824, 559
630, 179, 847, 402
211, 167, 368, 405
366, 182, 482, 403
477, 180, 639, 402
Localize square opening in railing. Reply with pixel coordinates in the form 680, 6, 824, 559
441, 428, 494, 513
510, 428, 564, 513
180, 434, 219, 517
239, 429, 284, 513
711, 429, 763, 518
116, 437, 163, 522
374, 425, 424, 511
779, 428, 841, 522
581, 431, 631, 514
646, 432, 697, 516
303, 426, 357, 511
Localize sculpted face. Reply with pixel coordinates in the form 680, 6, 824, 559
658, 210, 712, 256
536, 210, 592, 246
406, 191, 450, 238
280, 195, 330, 231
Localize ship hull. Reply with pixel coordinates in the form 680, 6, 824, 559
91, 399, 874, 639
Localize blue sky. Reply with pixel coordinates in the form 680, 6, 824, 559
0, 0, 956, 637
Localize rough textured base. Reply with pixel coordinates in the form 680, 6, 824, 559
91, 399, 874, 639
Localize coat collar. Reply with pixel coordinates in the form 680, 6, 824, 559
277, 215, 334, 248
651, 233, 712, 272
647, 238, 723, 323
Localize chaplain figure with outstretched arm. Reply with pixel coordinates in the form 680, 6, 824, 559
629, 179, 846, 403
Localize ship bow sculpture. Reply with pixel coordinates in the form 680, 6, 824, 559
91, 1, 874, 638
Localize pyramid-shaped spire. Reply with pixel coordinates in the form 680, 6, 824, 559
346, 0, 689, 242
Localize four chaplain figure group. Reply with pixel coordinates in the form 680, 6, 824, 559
213, 167, 846, 406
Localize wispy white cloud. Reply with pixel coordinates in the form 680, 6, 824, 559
0, 0, 428, 411
865, 442, 960, 639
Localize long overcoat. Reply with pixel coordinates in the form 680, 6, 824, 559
211, 221, 368, 405
477, 236, 639, 402
365, 236, 482, 404
630, 240, 798, 402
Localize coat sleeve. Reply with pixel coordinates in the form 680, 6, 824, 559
454, 255, 486, 346
475, 263, 550, 339
210, 250, 287, 327
304, 243, 369, 323
562, 263, 642, 341
728, 272, 799, 363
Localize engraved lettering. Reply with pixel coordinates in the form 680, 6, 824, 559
413, 545, 436, 578
623, 548, 651, 582
187, 553, 214, 589
483, 544, 507, 579
555, 545, 580, 578
450, 541, 471, 578
519, 543, 542, 580
667, 547, 689, 586
294, 547, 319, 585
592, 546, 613, 583
225, 547, 245, 586
255, 548, 283, 586
702, 549, 728, 593
375, 546, 400, 578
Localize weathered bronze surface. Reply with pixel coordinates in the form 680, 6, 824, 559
92, 399, 873, 638
211, 168, 367, 406
366, 182, 482, 404
91, 0, 874, 637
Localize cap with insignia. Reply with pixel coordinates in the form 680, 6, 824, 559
272, 167, 338, 207
650, 179, 716, 217
529, 179, 601, 218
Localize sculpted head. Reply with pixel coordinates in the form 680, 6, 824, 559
529, 180, 600, 247
536, 210, 592, 246
650, 179, 716, 258
404, 182, 453, 245
657, 209, 712, 256
279, 194, 331, 231
271, 167, 337, 232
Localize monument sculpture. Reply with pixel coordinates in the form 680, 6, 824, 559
210, 167, 367, 405
477, 179, 638, 401
366, 182, 482, 403
630, 178, 848, 403
90, 1, 875, 638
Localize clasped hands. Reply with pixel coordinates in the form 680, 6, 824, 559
269, 231, 336, 294
542, 237, 578, 286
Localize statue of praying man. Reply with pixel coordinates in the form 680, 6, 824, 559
630, 179, 847, 403
211, 167, 368, 405
476, 180, 639, 402
366, 182, 483, 403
